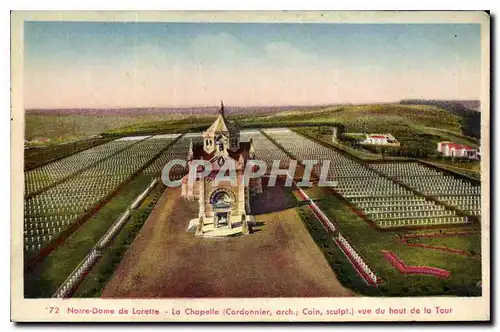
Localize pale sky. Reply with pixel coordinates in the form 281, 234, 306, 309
24, 22, 482, 109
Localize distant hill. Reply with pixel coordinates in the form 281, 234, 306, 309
25, 102, 478, 156
24, 105, 333, 117
400, 99, 481, 138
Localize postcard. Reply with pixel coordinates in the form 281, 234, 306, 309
11, 10, 490, 322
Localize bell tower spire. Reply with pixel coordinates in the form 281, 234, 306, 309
219, 100, 224, 116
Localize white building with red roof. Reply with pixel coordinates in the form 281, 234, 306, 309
437, 142, 478, 159
361, 133, 399, 146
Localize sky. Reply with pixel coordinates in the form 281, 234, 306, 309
24, 22, 482, 108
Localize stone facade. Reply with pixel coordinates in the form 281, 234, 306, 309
181, 102, 261, 237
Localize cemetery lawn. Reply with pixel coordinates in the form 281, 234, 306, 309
101, 187, 354, 298
303, 185, 327, 200
24, 174, 153, 298
316, 192, 482, 297
412, 236, 482, 256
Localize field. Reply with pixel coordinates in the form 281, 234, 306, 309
25, 112, 190, 143
26, 102, 476, 143
101, 187, 354, 298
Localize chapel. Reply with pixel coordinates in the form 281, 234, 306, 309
181, 101, 262, 237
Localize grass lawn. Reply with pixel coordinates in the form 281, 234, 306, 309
316, 192, 482, 296
412, 236, 482, 256
24, 174, 154, 298
422, 159, 481, 180
303, 185, 328, 200
428, 159, 480, 171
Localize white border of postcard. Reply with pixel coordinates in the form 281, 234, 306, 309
10, 10, 490, 322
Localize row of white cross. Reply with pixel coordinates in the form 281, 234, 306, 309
262, 130, 463, 232
24, 137, 175, 257
351, 196, 426, 203
265, 129, 373, 179
356, 201, 434, 208
371, 162, 443, 177
370, 209, 456, 220
143, 136, 197, 174
377, 216, 469, 228
246, 132, 292, 169
269, 131, 479, 228
25, 140, 137, 195
364, 204, 445, 213
53, 179, 159, 298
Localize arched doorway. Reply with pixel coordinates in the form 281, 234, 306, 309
209, 189, 235, 228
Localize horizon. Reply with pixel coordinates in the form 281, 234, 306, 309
24, 99, 480, 111
24, 22, 482, 109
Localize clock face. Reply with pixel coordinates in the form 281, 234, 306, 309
217, 156, 225, 167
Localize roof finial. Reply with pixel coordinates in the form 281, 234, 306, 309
188, 139, 194, 161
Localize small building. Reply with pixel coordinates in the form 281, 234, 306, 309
437, 142, 478, 159
332, 126, 338, 143
361, 133, 399, 146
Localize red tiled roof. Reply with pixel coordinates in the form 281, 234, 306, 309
445, 143, 475, 150
369, 135, 387, 139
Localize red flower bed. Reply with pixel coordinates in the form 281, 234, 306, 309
382, 250, 451, 278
